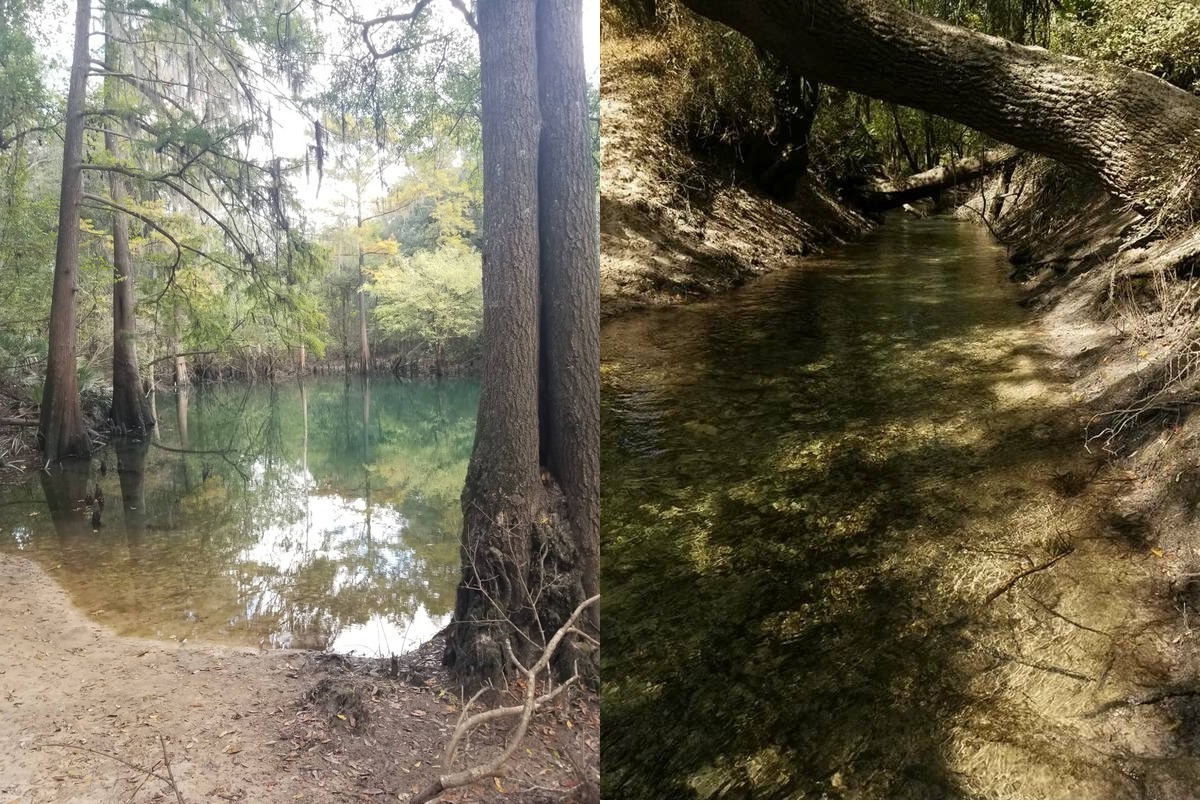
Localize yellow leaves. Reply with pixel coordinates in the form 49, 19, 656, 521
362, 236, 399, 257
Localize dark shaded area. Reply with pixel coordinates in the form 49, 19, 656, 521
600, 217, 1121, 797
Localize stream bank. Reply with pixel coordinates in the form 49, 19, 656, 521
599, 29, 869, 318
0, 552, 597, 803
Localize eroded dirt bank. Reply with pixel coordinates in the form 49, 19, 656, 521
599, 29, 868, 318
0, 553, 597, 803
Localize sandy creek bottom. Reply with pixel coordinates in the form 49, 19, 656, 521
600, 216, 1200, 798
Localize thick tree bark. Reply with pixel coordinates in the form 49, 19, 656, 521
39, 0, 93, 460
445, 0, 546, 687
105, 12, 154, 438
537, 0, 601, 623
678, 0, 1200, 203
851, 146, 1019, 209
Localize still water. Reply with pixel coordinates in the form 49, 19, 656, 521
600, 217, 1163, 797
0, 378, 477, 657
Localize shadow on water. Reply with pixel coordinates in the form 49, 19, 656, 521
2, 377, 479, 657
601, 217, 1113, 798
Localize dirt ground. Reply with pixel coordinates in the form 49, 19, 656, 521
0, 553, 598, 804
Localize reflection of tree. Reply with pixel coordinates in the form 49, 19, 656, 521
1, 380, 478, 653
39, 459, 92, 540
114, 438, 149, 542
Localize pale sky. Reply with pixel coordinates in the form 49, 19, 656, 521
34, 0, 600, 227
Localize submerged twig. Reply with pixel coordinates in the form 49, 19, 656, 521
985, 547, 1074, 604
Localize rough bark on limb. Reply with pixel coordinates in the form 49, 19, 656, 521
851, 146, 1019, 209
677, 0, 1200, 205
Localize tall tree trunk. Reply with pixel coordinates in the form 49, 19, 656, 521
445, 0, 591, 689
105, 11, 153, 438
679, 0, 1200, 204
537, 0, 600, 625
39, 0, 93, 461
446, 0, 544, 687
357, 201, 370, 375
172, 302, 189, 387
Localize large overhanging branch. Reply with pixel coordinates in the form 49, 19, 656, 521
677, 0, 1200, 207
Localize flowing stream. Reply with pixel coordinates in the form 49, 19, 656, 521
601, 216, 1200, 798
0, 377, 475, 657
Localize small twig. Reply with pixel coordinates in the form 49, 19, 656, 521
985, 547, 1075, 604
1027, 594, 1112, 636
37, 741, 172, 784
159, 735, 185, 804
984, 646, 1095, 683
1087, 686, 1200, 717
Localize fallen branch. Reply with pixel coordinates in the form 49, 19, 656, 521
1027, 594, 1111, 637
0, 417, 37, 427
38, 738, 186, 802
852, 146, 1020, 209
408, 593, 600, 804
984, 547, 1074, 604
1087, 685, 1200, 717
159, 735, 185, 804
984, 645, 1095, 683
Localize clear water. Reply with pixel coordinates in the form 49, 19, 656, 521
600, 217, 1175, 798
0, 378, 476, 657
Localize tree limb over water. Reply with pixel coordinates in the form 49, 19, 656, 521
677, 0, 1200, 207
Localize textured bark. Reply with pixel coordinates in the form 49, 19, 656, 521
445, 0, 546, 688
678, 0, 1200, 203
537, 0, 600, 619
39, 0, 93, 461
105, 12, 154, 438
852, 146, 1019, 209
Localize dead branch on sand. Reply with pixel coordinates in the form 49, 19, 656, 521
408, 593, 599, 804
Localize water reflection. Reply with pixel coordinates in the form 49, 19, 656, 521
0, 377, 478, 656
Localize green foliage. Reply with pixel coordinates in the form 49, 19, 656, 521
370, 245, 483, 362
0, 0, 49, 145
1056, 0, 1200, 91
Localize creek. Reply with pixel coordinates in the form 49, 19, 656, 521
600, 216, 1196, 797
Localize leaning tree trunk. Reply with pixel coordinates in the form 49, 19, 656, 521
105, 11, 154, 438
39, 0, 93, 461
537, 0, 601, 627
444, 0, 592, 690
678, 0, 1200, 205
